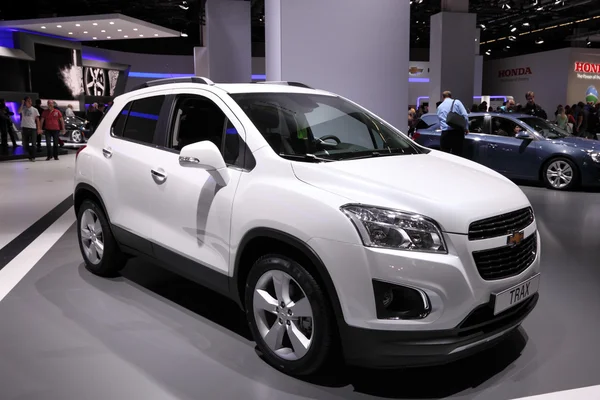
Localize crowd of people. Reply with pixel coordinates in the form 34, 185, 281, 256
0, 99, 113, 160
408, 90, 600, 140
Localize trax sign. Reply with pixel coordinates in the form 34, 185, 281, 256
498, 67, 532, 79
575, 62, 600, 80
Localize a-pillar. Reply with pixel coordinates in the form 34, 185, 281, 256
265, 0, 410, 131
195, 0, 251, 83
429, 0, 477, 111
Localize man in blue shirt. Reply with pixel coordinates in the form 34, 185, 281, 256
436, 91, 469, 157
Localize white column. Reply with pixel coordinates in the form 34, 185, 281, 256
202, 0, 251, 83
265, 0, 410, 132
429, 9, 477, 111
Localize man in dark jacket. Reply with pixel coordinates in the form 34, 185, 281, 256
523, 91, 548, 119
0, 99, 18, 149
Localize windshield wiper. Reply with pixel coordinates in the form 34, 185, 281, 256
279, 153, 335, 163
341, 148, 412, 160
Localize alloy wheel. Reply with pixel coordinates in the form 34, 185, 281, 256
253, 270, 314, 361
546, 160, 573, 189
71, 130, 83, 143
80, 209, 104, 264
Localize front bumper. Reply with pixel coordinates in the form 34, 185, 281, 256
340, 293, 537, 368
308, 222, 541, 367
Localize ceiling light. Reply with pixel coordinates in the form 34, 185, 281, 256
68, 32, 73, 35
179, 1, 190, 10
56, 25, 62, 28
510, 26, 517, 32
535, 38, 544, 44
154, 33, 159, 36
92, 37, 97, 40
124, 35, 129, 38
93, 23, 98, 26
139, 34, 144, 37
523, 22, 530, 27
509, 35, 517, 41
41, 26, 46, 29
101, 30, 106, 32
76, 24, 81, 27
181, 32, 188, 37
109, 22, 115, 25
480, 23, 487, 30
117, 29, 122, 32
133, 28, 138, 31
485, 49, 492, 55
107, 36, 111, 39
83, 31, 88, 34
506, 45, 511, 48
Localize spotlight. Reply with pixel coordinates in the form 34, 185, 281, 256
139, 34, 144, 37
109, 22, 115, 25
68, 32, 73, 35
101, 30, 106, 33
535, 37, 544, 44
117, 29, 122, 32
587, 37, 592, 47
75, 24, 81, 27
510, 25, 517, 32
485, 49, 492, 55
107, 36, 111, 39
179, 1, 189, 10
124, 35, 128, 38
41, 26, 46, 29
181, 32, 188, 37
83, 31, 88, 34
93, 23, 98, 26
92, 37, 97, 40
154, 33, 159, 36
509, 35, 517, 41
522, 22, 530, 27
480, 23, 487, 30
133, 28, 138, 31
56, 25, 62, 28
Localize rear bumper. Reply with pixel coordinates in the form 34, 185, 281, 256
339, 293, 538, 368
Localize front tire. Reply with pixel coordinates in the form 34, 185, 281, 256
70, 130, 83, 143
77, 200, 126, 277
245, 255, 335, 376
543, 157, 578, 190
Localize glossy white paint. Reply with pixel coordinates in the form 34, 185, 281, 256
75, 80, 541, 332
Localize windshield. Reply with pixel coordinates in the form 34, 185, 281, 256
518, 117, 571, 139
231, 93, 424, 162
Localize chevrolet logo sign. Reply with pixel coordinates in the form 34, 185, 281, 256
409, 67, 424, 75
507, 231, 525, 246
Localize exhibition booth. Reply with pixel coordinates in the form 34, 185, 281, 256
483, 47, 600, 111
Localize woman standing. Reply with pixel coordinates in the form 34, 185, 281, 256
556, 106, 568, 130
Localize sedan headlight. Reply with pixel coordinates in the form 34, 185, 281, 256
341, 205, 447, 253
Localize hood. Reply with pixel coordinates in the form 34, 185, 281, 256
292, 151, 531, 234
550, 136, 600, 151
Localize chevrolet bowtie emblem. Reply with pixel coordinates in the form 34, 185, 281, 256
507, 231, 524, 246
408, 67, 424, 75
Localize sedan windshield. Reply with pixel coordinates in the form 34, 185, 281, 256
231, 92, 423, 162
518, 117, 571, 139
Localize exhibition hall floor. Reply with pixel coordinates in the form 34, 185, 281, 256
1, 158, 600, 400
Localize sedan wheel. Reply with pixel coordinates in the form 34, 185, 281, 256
545, 159, 576, 190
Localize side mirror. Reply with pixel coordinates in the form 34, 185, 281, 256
179, 141, 230, 186
515, 131, 533, 140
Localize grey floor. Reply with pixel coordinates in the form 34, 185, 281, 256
1, 185, 600, 400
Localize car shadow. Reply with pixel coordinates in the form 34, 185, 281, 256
117, 258, 528, 399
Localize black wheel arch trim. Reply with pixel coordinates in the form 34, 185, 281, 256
74, 183, 111, 223
231, 227, 345, 321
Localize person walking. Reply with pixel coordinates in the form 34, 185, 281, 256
437, 91, 469, 157
40, 100, 65, 161
17, 97, 42, 161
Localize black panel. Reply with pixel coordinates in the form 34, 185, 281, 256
30, 43, 79, 100
111, 225, 154, 257
0, 58, 30, 92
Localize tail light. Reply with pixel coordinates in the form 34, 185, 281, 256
76, 145, 87, 160
412, 131, 421, 141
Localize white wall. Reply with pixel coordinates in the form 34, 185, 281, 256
266, 0, 410, 131
81, 46, 195, 91
483, 48, 571, 112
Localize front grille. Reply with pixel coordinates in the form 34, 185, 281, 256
473, 233, 537, 281
469, 207, 534, 241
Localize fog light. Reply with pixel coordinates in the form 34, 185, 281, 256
373, 280, 431, 320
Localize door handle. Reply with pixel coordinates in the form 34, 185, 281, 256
102, 147, 113, 158
151, 168, 167, 184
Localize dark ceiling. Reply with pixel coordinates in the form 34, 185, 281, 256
0, 0, 599, 58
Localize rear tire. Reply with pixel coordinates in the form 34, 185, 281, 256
245, 254, 335, 376
77, 200, 126, 277
542, 157, 578, 191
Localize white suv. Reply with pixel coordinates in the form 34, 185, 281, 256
74, 77, 541, 375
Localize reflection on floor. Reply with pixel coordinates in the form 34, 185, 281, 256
0, 143, 70, 162
1, 167, 600, 399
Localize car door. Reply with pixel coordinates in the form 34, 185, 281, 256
486, 116, 538, 179
464, 115, 489, 161
94, 93, 170, 254
149, 89, 247, 288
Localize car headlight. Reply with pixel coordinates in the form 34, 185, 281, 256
341, 205, 447, 253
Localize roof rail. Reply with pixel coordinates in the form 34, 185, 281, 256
256, 81, 313, 89
133, 76, 215, 91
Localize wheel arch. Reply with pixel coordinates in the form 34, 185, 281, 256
74, 183, 111, 223
231, 228, 344, 321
